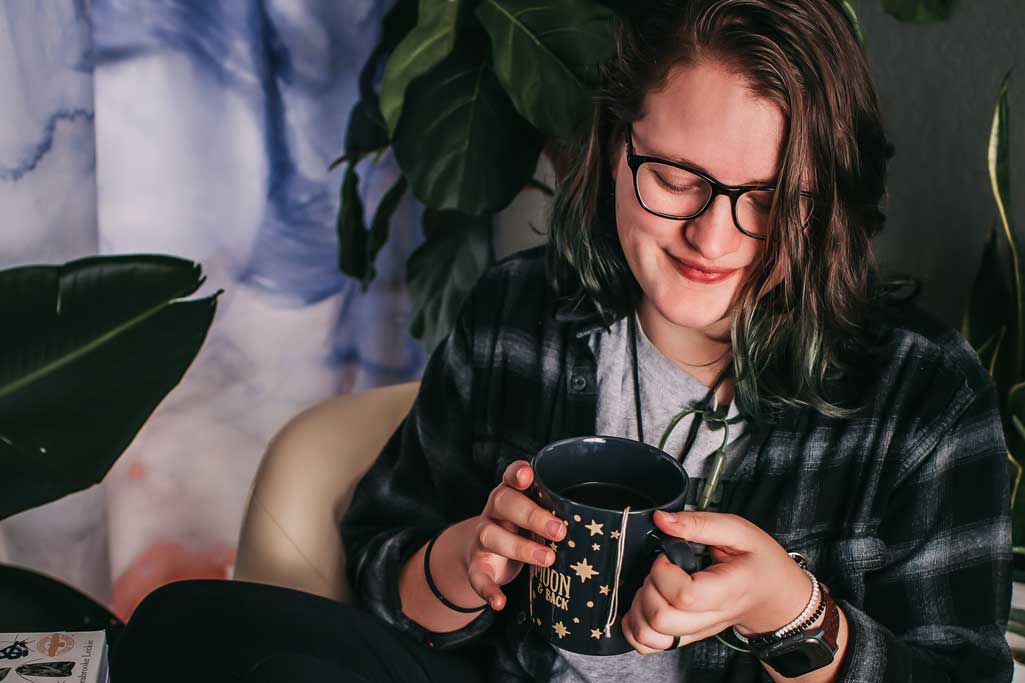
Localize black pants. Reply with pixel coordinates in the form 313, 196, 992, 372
110, 579, 486, 683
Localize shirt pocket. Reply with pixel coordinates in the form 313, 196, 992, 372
785, 533, 886, 606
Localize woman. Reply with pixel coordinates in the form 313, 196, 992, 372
113, 1, 1011, 681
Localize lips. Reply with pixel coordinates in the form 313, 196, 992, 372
667, 253, 738, 284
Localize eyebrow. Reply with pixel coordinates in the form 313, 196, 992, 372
631, 130, 777, 187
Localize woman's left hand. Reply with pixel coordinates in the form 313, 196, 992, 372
622, 509, 813, 654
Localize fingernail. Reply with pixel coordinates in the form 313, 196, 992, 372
534, 548, 553, 565
546, 519, 563, 538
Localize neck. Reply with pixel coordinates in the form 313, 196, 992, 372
637, 298, 735, 406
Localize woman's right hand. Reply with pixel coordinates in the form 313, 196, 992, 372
462, 459, 567, 610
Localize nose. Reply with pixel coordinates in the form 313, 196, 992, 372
682, 193, 742, 261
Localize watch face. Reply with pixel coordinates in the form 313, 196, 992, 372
762, 635, 835, 678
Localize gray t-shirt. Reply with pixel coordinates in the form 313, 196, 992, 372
549, 314, 749, 683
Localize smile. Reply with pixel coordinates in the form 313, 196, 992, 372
667, 253, 738, 284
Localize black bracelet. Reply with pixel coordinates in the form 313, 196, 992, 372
423, 532, 489, 613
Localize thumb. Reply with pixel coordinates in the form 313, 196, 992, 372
654, 510, 754, 551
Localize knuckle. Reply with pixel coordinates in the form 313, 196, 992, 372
492, 486, 511, 512
674, 586, 696, 609
526, 506, 545, 531
649, 612, 672, 635
478, 522, 495, 549
636, 627, 660, 651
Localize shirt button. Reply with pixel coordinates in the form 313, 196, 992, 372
570, 375, 588, 392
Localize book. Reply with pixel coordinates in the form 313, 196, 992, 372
0, 630, 108, 683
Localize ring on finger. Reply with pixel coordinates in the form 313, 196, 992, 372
664, 635, 681, 651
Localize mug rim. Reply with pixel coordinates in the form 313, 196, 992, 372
530, 435, 689, 515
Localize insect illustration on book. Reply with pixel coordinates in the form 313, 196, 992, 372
0, 637, 29, 661
9, 660, 76, 680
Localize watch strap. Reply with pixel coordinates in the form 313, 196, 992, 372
819, 585, 840, 650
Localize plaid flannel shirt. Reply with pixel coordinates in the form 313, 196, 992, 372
341, 247, 1012, 682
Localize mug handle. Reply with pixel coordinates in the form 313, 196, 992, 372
648, 531, 701, 573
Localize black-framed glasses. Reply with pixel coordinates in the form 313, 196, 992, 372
624, 126, 814, 240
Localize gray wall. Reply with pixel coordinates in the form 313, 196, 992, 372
497, 1, 1024, 330
859, 0, 1024, 327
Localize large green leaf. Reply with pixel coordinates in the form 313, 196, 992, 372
0, 255, 218, 520
393, 47, 543, 215
881, 0, 955, 23
408, 209, 493, 350
380, 0, 462, 137
475, 0, 616, 140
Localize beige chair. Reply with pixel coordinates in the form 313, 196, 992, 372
233, 382, 419, 604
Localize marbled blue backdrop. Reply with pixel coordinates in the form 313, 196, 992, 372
0, 0, 425, 619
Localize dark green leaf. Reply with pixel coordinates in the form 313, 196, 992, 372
0, 565, 121, 630
0, 255, 217, 519
343, 99, 390, 163
408, 209, 493, 350
476, 0, 616, 139
341, 0, 418, 160
881, 0, 955, 23
962, 227, 1011, 371
366, 175, 409, 283
380, 0, 462, 136
393, 47, 543, 215
337, 161, 370, 283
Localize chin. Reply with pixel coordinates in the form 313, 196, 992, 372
648, 289, 733, 336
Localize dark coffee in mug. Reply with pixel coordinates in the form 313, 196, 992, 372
559, 482, 659, 510
528, 436, 700, 656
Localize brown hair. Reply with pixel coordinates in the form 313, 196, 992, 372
547, 0, 898, 422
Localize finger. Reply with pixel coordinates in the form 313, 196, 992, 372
639, 571, 731, 639
477, 520, 555, 567
501, 460, 534, 490
622, 602, 676, 654
649, 553, 731, 613
621, 612, 657, 656
491, 486, 566, 542
654, 510, 755, 551
467, 559, 506, 610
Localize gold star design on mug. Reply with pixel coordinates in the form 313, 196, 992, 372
592, 543, 601, 551
599, 584, 610, 595
573, 617, 580, 624
610, 530, 621, 539
591, 629, 603, 640
553, 621, 571, 639
585, 520, 604, 536
570, 558, 599, 582
549, 541, 559, 552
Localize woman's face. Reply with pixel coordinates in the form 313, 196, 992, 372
610, 59, 785, 340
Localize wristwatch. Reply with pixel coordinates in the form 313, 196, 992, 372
750, 585, 840, 678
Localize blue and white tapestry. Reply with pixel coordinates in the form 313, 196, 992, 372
0, 0, 425, 620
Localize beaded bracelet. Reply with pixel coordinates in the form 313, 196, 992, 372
732, 568, 822, 647
423, 533, 489, 614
